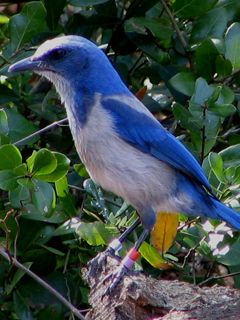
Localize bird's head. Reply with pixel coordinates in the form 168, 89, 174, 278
9, 35, 126, 97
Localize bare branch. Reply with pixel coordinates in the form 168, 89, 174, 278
161, 0, 188, 51
14, 118, 68, 146
0, 247, 86, 320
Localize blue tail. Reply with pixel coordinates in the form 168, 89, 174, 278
175, 172, 240, 229
212, 198, 240, 229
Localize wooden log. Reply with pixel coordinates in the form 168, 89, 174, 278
83, 252, 240, 320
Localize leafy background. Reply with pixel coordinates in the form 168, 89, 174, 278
0, 0, 240, 318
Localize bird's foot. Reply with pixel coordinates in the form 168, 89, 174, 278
102, 247, 141, 295
87, 239, 123, 278
103, 264, 129, 295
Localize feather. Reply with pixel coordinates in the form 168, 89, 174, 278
102, 97, 211, 192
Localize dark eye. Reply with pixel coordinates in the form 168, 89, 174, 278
49, 48, 67, 60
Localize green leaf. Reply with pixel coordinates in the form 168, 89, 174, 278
225, 22, 240, 70
39, 243, 65, 256
215, 85, 235, 104
124, 17, 172, 48
13, 290, 34, 320
54, 218, 81, 236
35, 152, 70, 182
178, 226, 207, 249
0, 134, 10, 145
0, 109, 9, 135
14, 164, 27, 176
169, 72, 196, 96
224, 167, 236, 183
216, 55, 232, 77
74, 163, 89, 178
173, 102, 195, 130
37, 305, 63, 320
208, 85, 236, 117
22, 204, 68, 223
220, 144, 240, 167
127, 36, 169, 64
8, 1, 48, 53
27, 149, 57, 176
55, 175, 76, 216
173, 0, 217, 18
208, 152, 226, 183
42, 0, 66, 30
233, 166, 240, 184
4, 108, 38, 145
190, 78, 215, 106
139, 241, 166, 268
6, 262, 32, 295
0, 144, 22, 170
0, 85, 18, 104
9, 183, 31, 208
134, 38, 169, 64
55, 176, 69, 197
191, 8, 228, 43
32, 180, 56, 215
195, 39, 219, 81
209, 104, 236, 117
217, 241, 240, 266
0, 169, 19, 190
76, 221, 112, 246
0, 14, 9, 24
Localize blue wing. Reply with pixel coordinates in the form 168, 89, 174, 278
102, 97, 211, 191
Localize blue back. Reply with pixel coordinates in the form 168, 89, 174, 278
102, 97, 212, 192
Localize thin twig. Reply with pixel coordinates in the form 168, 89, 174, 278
199, 270, 240, 286
177, 217, 200, 231
223, 68, 240, 85
128, 52, 144, 75
14, 118, 68, 146
161, 0, 188, 51
200, 105, 207, 163
171, 236, 207, 271
0, 247, 86, 320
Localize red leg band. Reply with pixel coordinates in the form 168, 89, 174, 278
128, 248, 141, 261
121, 248, 141, 270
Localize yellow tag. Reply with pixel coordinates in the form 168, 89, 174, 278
150, 212, 179, 254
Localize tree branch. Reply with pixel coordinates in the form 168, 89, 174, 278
83, 252, 240, 320
14, 118, 68, 146
0, 247, 86, 320
161, 0, 188, 51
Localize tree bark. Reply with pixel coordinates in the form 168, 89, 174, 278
83, 253, 240, 320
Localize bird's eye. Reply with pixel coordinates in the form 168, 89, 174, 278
49, 48, 67, 60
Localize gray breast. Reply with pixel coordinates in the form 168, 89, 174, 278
70, 101, 180, 215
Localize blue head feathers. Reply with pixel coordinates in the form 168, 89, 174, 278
9, 35, 128, 96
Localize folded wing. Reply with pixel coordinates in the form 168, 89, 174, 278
102, 97, 211, 192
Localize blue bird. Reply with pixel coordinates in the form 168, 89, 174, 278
9, 36, 240, 287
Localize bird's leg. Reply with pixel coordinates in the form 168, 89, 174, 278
103, 228, 149, 294
107, 217, 141, 256
88, 218, 140, 276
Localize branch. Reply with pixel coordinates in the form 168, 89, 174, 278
0, 247, 86, 320
199, 271, 240, 286
14, 118, 68, 146
161, 0, 188, 51
200, 105, 207, 163
82, 252, 240, 319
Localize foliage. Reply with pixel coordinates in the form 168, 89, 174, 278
0, 0, 240, 318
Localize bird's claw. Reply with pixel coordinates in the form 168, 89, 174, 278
101, 247, 141, 296
102, 264, 128, 296
87, 246, 121, 279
